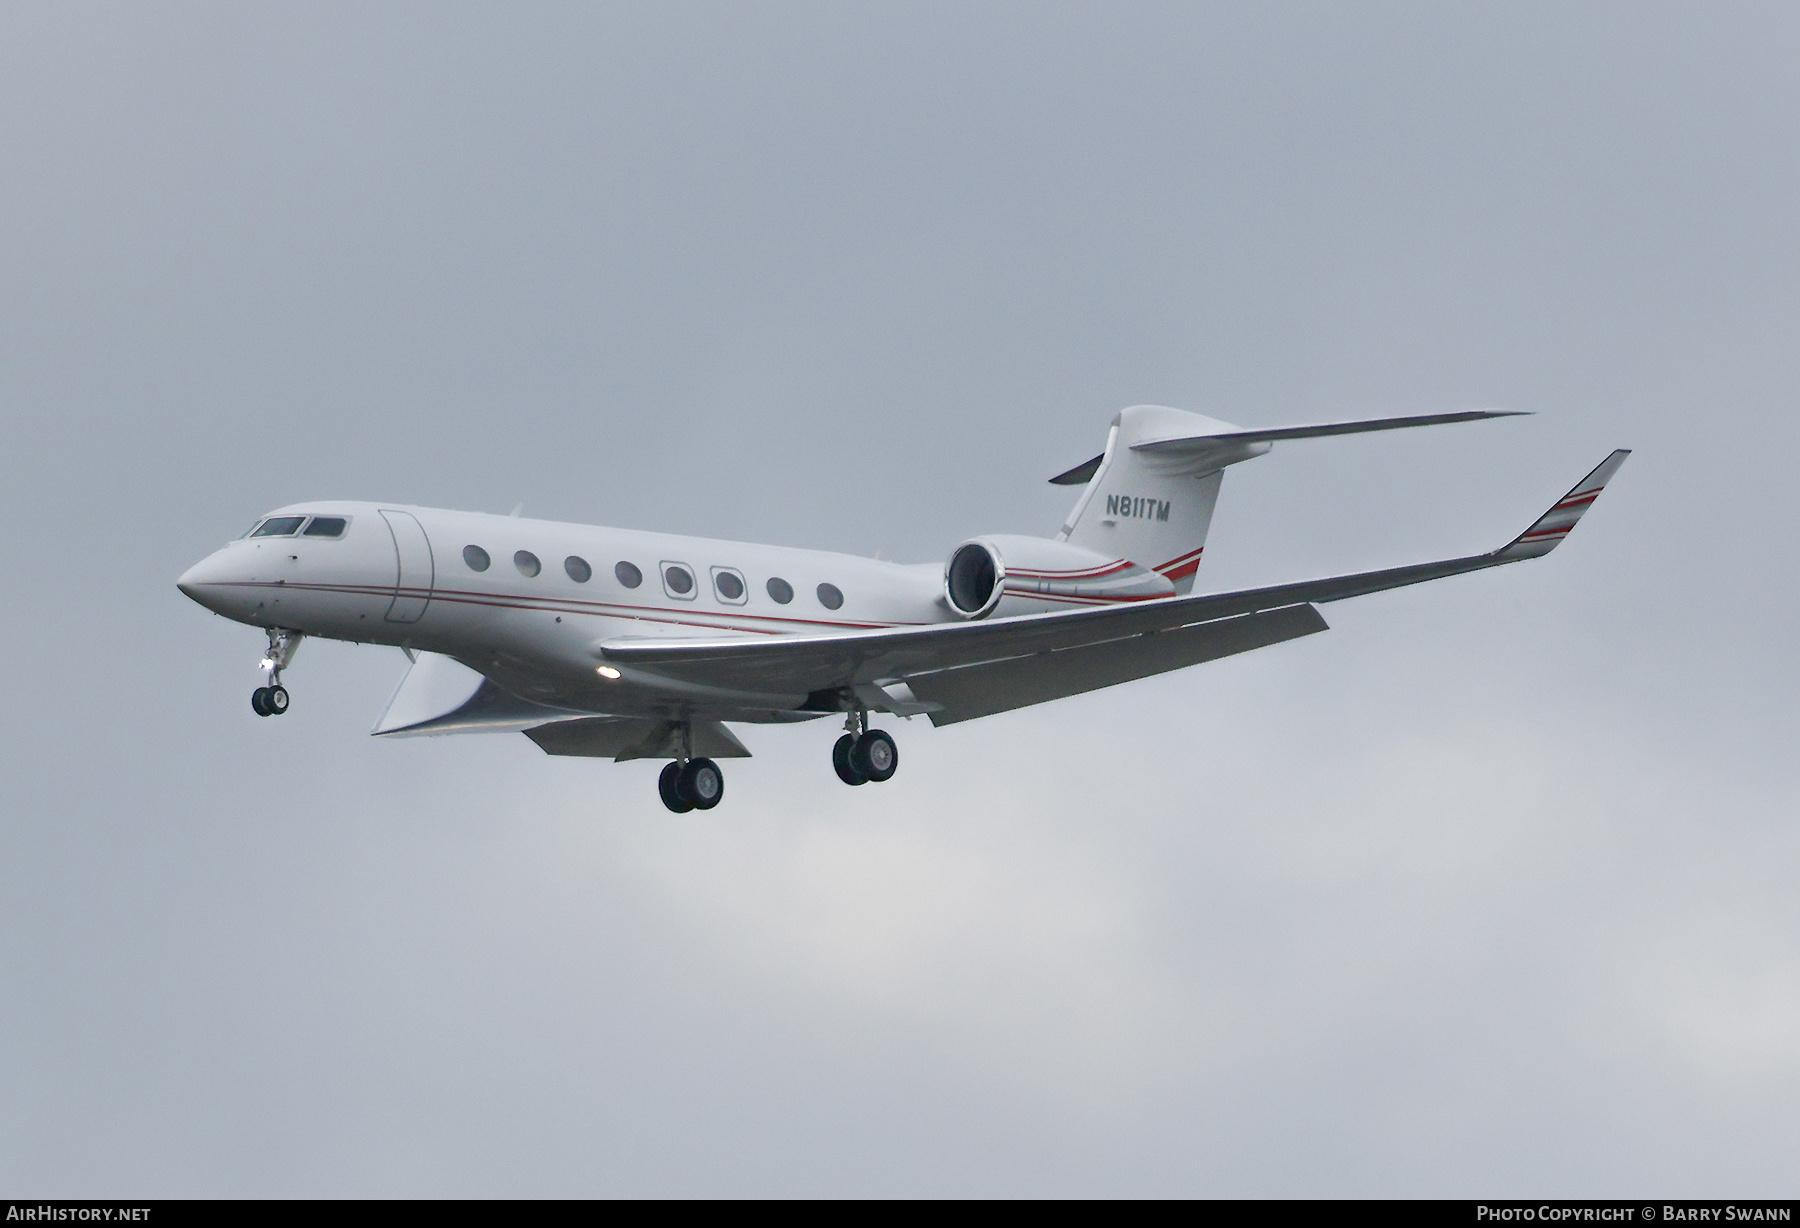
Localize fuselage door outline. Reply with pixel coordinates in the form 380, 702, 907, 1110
380, 509, 435, 624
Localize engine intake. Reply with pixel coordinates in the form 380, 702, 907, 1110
945, 540, 1004, 619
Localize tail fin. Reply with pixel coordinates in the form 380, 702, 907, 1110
1056, 406, 1243, 594
1055, 405, 1527, 594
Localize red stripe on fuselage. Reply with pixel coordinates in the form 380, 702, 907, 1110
1005, 559, 1135, 580
208, 580, 909, 633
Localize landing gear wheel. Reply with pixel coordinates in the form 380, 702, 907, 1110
251, 687, 271, 717
265, 685, 290, 715
833, 734, 868, 786
852, 730, 897, 782
659, 762, 695, 813
679, 758, 724, 810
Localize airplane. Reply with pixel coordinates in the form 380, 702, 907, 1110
177, 405, 1629, 813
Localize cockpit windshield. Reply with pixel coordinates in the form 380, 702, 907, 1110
302, 517, 347, 538
250, 516, 306, 537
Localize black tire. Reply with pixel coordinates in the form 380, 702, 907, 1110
251, 687, 270, 717
266, 685, 290, 715
852, 730, 897, 782
680, 758, 724, 810
659, 762, 695, 813
832, 734, 868, 786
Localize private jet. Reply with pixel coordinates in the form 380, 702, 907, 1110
178, 405, 1628, 812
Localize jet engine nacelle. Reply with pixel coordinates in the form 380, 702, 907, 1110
944, 534, 1176, 619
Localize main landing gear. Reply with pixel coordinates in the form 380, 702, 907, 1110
657, 722, 724, 813
251, 627, 303, 718
832, 710, 898, 787
658, 758, 724, 813
652, 711, 901, 812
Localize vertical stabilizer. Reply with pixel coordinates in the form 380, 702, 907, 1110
1057, 406, 1248, 594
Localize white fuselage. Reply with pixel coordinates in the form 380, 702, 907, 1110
174, 412, 1622, 812
178, 501, 986, 723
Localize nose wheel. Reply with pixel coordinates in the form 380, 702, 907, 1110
833, 711, 898, 786
251, 627, 303, 718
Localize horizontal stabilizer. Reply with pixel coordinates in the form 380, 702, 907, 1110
1050, 409, 1526, 484
1048, 454, 1105, 486
1135, 408, 1528, 450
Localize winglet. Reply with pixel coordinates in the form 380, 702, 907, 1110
1496, 449, 1631, 561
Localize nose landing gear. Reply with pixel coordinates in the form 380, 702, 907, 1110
833, 709, 898, 786
251, 627, 303, 718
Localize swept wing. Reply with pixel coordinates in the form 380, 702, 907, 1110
597, 451, 1629, 719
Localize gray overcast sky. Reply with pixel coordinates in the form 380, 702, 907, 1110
2, 2, 1796, 1196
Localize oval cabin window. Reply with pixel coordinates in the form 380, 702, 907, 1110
463, 545, 491, 572
816, 582, 844, 610
664, 566, 694, 594
564, 556, 592, 583
766, 577, 794, 604
714, 570, 744, 601
615, 561, 643, 588
515, 551, 541, 578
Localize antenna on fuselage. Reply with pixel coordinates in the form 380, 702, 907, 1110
509, 503, 524, 517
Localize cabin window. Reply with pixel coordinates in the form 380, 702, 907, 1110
662, 563, 696, 599
515, 550, 542, 578
463, 545, 491, 572
250, 516, 305, 538
302, 516, 347, 538
564, 556, 592, 583
816, 582, 844, 610
712, 568, 746, 603
615, 561, 643, 589
766, 577, 794, 604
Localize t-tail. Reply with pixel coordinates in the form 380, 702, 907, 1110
1051, 404, 1528, 594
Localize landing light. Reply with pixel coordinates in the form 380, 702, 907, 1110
596, 665, 621, 680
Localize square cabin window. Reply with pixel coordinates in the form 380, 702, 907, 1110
711, 567, 747, 604
660, 562, 697, 601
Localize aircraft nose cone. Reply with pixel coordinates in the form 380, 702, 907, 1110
177, 551, 237, 613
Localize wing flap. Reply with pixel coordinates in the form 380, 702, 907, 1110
524, 717, 752, 761
908, 604, 1328, 725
